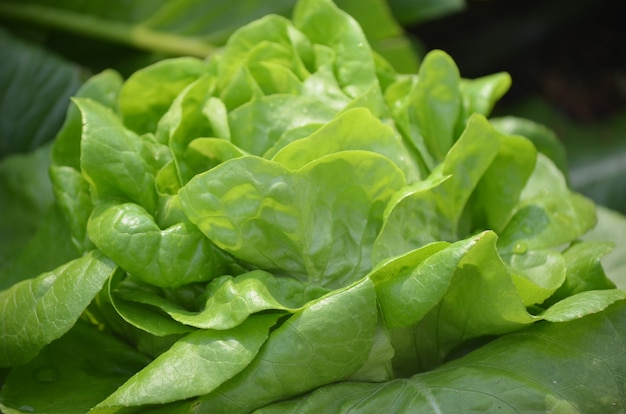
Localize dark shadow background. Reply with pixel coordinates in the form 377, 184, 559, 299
410, 0, 626, 213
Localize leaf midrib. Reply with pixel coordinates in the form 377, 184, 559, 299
0, 2, 216, 58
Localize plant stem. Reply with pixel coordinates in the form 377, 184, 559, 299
0, 2, 216, 58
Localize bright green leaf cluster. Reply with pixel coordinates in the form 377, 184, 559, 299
1, 0, 624, 412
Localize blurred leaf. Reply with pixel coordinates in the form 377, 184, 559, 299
388, 0, 465, 25
335, 0, 419, 72
0, 143, 55, 267
498, 97, 626, 214
0, 205, 78, 291
0, 320, 151, 414
583, 205, 626, 289
0, 0, 419, 72
491, 115, 569, 178
0, 28, 82, 158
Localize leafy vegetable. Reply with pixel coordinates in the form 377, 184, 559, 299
1, 0, 625, 412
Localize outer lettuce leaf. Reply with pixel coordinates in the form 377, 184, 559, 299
388, 0, 465, 26
0, 204, 77, 291
258, 300, 626, 413
0, 0, 420, 74
0, 320, 151, 414
0, 144, 77, 290
193, 278, 378, 413
92, 273, 190, 360
180, 152, 405, 288
97, 313, 281, 408
0, 250, 118, 367
0, 28, 82, 158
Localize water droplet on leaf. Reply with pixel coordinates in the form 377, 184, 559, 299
513, 242, 528, 254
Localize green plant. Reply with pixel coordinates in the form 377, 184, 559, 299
1, 0, 465, 159
1, 0, 625, 412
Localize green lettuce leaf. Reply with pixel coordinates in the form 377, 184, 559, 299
0, 250, 118, 367
258, 299, 626, 413
97, 313, 281, 408
113, 270, 329, 330
87, 201, 232, 288
1, 0, 623, 412
180, 152, 405, 288
194, 278, 378, 413
50, 69, 124, 253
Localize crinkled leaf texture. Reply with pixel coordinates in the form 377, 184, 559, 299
258, 299, 626, 413
112, 270, 328, 330
180, 152, 406, 289
2, 0, 625, 413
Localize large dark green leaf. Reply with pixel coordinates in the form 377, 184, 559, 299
0, 0, 418, 72
0, 28, 82, 158
388, 0, 465, 25
0, 320, 151, 414
0, 143, 56, 270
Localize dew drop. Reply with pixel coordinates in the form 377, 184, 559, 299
33, 367, 57, 383
513, 242, 528, 255
522, 225, 533, 235
19, 406, 35, 412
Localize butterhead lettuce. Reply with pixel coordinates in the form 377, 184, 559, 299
1, 0, 625, 412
